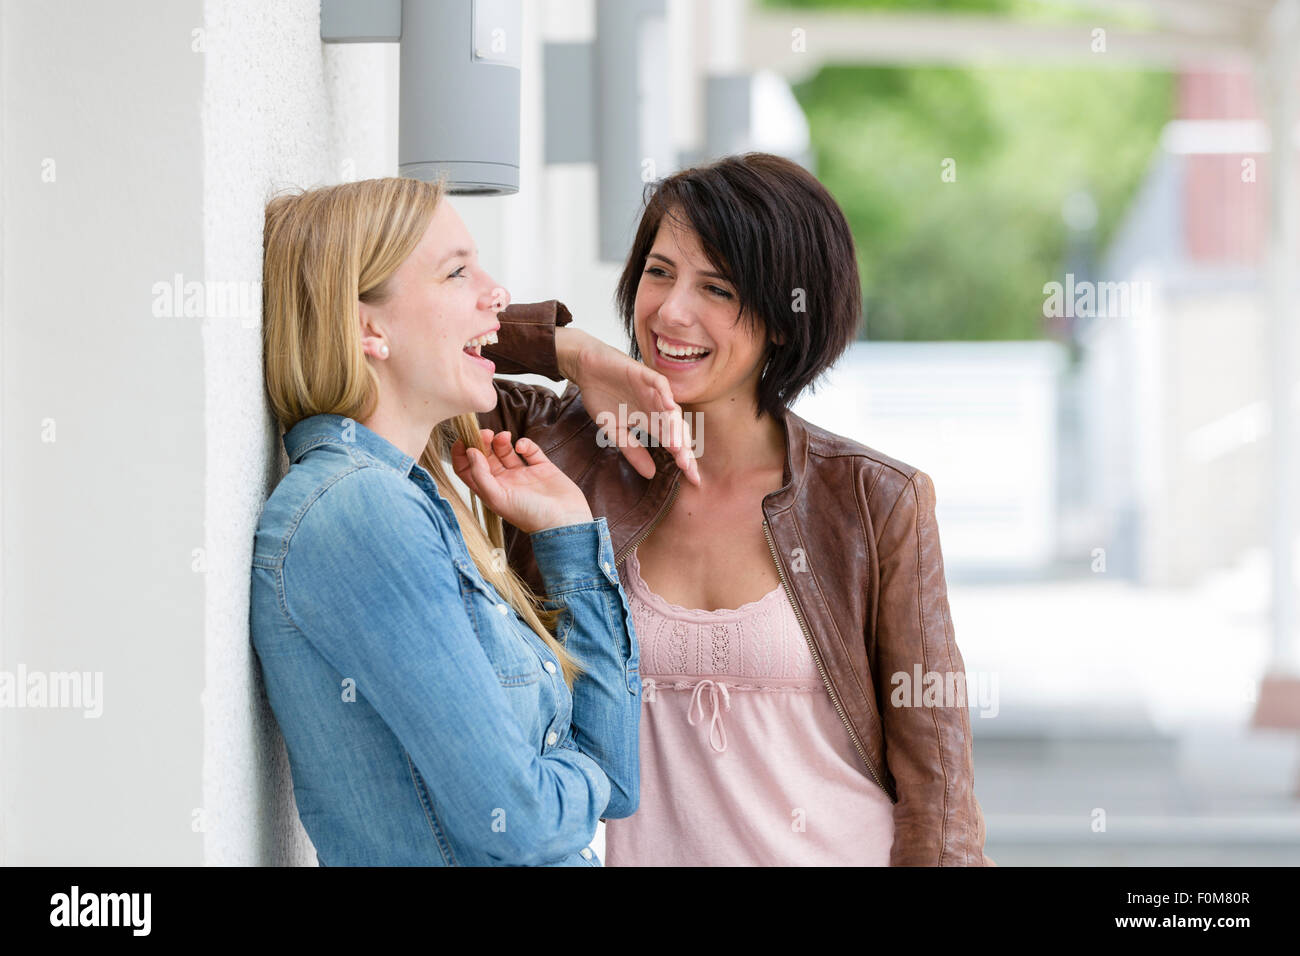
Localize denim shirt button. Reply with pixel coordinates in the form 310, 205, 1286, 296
580, 847, 593, 860
546, 731, 558, 746
543, 660, 557, 674
495, 603, 509, 615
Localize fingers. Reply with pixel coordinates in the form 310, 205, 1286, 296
474, 429, 549, 473
472, 429, 512, 477
654, 375, 678, 417
450, 439, 474, 483
462, 446, 505, 507
642, 368, 686, 443
454, 437, 500, 503
619, 440, 657, 481
639, 371, 701, 486
655, 392, 701, 486
608, 424, 653, 481
491, 430, 525, 469
511, 436, 550, 468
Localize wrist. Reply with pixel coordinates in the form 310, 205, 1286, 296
556, 327, 591, 382
537, 511, 594, 533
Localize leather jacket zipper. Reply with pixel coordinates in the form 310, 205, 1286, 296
763, 517, 894, 803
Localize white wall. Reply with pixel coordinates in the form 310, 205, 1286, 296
2, 0, 207, 864
197, 0, 398, 866
0, 0, 402, 865
0, 0, 689, 865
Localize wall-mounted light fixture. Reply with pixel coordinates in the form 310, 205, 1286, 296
321, 0, 522, 195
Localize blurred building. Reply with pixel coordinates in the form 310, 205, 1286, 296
1066, 69, 1282, 588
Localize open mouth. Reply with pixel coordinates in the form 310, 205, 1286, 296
652, 331, 712, 366
463, 329, 498, 371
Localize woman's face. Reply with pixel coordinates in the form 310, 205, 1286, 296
359, 199, 508, 421
632, 211, 771, 411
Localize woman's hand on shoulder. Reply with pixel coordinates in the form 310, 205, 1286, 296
451, 429, 593, 535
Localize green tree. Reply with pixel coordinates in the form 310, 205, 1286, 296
781, 1, 1172, 339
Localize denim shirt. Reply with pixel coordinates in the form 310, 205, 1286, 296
249, 413, 640, 866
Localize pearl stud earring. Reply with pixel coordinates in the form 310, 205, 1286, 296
379, 344, 389, 358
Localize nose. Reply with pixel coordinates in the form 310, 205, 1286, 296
657, 283, 692, 328
480, 279, 510, 313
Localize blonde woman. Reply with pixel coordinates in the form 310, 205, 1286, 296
250, 177, 640, 866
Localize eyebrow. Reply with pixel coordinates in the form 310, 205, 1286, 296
436, 247, 475, 269
646, 251, 730, 283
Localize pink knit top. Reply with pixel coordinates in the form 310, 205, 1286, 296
603, 546, 896, 866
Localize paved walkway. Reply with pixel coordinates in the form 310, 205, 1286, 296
951, 571, 1300, 865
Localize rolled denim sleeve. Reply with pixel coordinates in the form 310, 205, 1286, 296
279, 469, 611, 866
530, 518, 641, 818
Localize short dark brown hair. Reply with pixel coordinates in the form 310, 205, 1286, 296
613, 152, 862, 420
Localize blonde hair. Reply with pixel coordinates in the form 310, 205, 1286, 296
262, 177, 582, 686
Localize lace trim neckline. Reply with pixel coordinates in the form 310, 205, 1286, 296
624, 547, 785, 619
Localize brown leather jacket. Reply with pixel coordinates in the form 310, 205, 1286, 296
479, 300, 994, 867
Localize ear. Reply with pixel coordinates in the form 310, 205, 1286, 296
358, 300, 389, 359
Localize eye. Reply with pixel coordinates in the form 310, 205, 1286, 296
449, 265, 467, 279
643, 266, 670, 279
706, 285, 733, 300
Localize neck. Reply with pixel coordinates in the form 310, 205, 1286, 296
681, 392, 787, 486
360, 398, 446, 463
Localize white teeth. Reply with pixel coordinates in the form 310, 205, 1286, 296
464, 330, 499, 349
656, 337, 710, 358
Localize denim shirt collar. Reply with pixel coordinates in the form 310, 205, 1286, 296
283, 414, 483, 569
284, 413, 420, 477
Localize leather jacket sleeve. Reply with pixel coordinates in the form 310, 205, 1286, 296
476, 300, 579, 439
484, 299, 574, 379
873, 470, 995, 866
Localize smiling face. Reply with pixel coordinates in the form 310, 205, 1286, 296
358, 198, 508, 423
632, 210, 773, 411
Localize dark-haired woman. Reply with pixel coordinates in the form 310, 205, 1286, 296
468, 152, 993, 866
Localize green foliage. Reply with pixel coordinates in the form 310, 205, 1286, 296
764, 0, 1154, 26
794, 64, 1172, 339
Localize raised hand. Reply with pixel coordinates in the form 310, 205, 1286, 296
560, 329, 701, 486
450, 429, 594, 535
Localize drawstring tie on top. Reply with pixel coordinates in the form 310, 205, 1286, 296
641, 677, 734, 753
687, 679, 731, 753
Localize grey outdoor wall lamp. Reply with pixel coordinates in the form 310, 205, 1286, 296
321, 0, 523, 195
